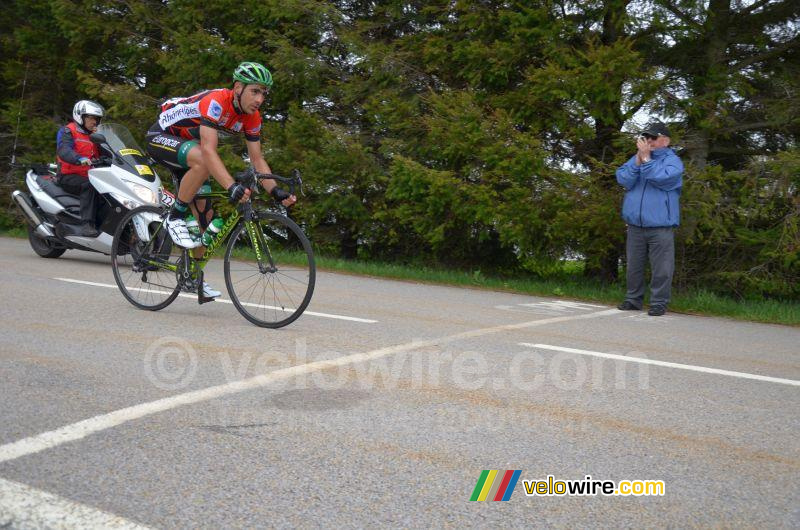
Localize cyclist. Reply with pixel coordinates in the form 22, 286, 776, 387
57, 100, 104, 237
146, 61, 296, 298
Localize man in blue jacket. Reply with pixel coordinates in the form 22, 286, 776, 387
615, 122, 683, 316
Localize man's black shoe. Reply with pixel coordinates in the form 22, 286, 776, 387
617, 301, 640, 310
79, 223, 99, 237
648, 305, 666, 316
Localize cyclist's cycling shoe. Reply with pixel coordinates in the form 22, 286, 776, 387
181, 278, 221, 298
166, 215, 201, 248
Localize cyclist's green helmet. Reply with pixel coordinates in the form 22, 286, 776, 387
233, 62, 273, 87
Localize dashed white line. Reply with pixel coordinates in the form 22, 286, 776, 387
53, 277, 378, 323
521, 343, 800, 387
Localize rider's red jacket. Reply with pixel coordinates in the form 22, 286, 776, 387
57, 122, 99, 178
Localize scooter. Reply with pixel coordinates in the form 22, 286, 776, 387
12, 123, 174, 258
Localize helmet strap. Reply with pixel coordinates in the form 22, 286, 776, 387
233, 82, 244, 114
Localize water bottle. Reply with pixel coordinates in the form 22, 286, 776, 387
201, 217, 224, 246
185, 215, 201, 239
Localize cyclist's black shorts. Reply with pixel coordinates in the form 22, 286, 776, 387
145, 126, 198, 173
146, 125, 212, 201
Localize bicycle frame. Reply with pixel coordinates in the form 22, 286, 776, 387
141, 191, 271, 277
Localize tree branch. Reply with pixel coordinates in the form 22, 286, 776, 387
729, 37, 800, 71
743, 0, 800, 29
740, 0, 772, 15
717, 121, 782, 134
654, 0, 702, 29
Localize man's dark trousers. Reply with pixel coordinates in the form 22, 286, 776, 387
624, 225, 674, 308
59, 174, 98, 225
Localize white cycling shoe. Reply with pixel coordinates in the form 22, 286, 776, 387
166, 215, 202, 249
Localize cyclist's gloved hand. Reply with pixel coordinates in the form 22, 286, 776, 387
79, 157, 92, 166
228, 182, 247, 203
270, 186, 291, 203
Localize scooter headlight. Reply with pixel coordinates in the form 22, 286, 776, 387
131, 183, 157, 204
110, 192, 138, 210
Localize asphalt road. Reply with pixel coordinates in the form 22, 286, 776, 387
0, 236, 798, 528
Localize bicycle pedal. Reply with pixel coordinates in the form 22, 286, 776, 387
198, 294, 216, 305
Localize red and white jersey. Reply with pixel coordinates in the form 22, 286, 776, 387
154, 88, 262, 141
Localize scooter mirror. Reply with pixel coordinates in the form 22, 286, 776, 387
89, 133, 107, 144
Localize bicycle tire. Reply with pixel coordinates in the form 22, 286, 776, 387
223, 212, 315, 328
111, 205, 182, 311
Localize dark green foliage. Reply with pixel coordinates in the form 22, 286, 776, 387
1, 0, 797, 298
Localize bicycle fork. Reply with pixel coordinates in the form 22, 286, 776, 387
245, 219, 277, 274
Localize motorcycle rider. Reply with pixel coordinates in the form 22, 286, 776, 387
57, 100, 104, 237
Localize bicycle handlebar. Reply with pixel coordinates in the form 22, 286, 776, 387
235, 167, 304, 198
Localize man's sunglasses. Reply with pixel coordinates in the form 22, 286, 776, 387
641, 133, 659, 140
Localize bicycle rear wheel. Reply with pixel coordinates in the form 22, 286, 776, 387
111, 205, 182, 311
224, 212, 315, 328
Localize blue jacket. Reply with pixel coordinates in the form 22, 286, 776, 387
616, 147, 683, 227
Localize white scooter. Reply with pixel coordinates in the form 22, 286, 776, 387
12, 123, 174, 258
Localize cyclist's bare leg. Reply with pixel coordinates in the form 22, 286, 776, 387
188, 202, 207, 260
173, 146, 211, 258
176, 146, 209, 203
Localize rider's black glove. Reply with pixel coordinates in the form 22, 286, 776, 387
228, 182, 246, 203
271, 186, 291, 203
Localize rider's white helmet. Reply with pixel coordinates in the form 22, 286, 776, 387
72, 100, 104, 128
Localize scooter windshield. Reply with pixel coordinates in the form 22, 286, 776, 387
96, 123, 157, 183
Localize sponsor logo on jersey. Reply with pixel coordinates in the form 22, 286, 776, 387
232, 122, 243, 132
158, 102, 201, 128
208, 100, 223, 122
151, 136, 181, 148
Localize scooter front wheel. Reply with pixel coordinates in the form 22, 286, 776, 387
111, 205, 181, 311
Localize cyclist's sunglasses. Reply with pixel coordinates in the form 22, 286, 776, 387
641, 133, 659, 140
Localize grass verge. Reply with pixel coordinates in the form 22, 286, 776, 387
311, 255, 800, 326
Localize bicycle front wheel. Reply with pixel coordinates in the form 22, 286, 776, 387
224, 212, 315, 328
111, 205, 182, 311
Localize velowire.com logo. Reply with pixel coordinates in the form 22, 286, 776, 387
470, 471, 666, 501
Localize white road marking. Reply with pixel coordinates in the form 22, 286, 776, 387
53, 277, 377, 324
521, 343, 800, 387
496, 299, 606, 316
519, 300, 605, 310
0, 309, 619, 465
0, 477, 150, 529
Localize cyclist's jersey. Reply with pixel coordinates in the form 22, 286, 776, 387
152, 88, 262, 142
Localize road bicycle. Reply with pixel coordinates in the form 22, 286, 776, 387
110, 168, 315, 328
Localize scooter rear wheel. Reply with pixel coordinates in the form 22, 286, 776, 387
27, 225, 66, 258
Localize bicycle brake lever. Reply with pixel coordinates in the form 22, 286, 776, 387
291, 169, 305, 197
